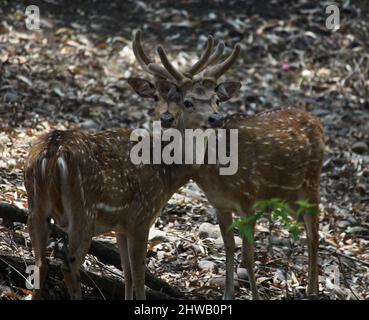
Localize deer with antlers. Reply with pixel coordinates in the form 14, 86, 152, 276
129, 31, 324, 299
25, 33, 227, 299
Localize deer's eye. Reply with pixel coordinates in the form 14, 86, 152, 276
184, 100, 193, 109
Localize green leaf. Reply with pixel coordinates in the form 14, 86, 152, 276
289, 224, 302, 241
231, 198, 315, 244
229, 213, 262, 243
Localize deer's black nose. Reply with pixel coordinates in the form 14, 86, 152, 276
208, 113, 224, 128
160, 112, 174, 128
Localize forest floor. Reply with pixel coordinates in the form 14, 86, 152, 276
0, 0, 368, 299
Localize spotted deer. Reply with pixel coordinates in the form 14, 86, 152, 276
24, 33, 223, 299
129, 31, 324, 299
25, 129, 197, 299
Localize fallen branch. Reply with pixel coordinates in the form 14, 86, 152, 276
0, 201, 28, 225
89, 239, 183, 298
336, 255, 361, 300
0, 253, 173, 299
320, 242, 369, 268
0, 201, 184, 299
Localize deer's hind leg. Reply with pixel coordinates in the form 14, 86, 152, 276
59, 180, 93, 300
28, 204, 51, 300
61, 209, 93, 300
292, 187, 320, 297
301, 190, 320, 296
216, 210, 236, 300
239, 209, 260, 300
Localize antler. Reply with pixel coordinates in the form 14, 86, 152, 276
203, 43, 241, 80
150, 36, 223, 85
184, 35, 214, 78
201, 40, 225, 71
137, 31, 238, 86
155, 45, 191, 87
132, 30, 176, 82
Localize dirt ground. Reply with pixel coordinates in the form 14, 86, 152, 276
0, 0, 368, 299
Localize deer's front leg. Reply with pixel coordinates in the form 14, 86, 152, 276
216, 210, 236, 300
127, 225, 150, 300
116, 233, 133, 300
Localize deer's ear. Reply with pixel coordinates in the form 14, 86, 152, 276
215, 81, 241, 102
156, 80, 181, 102
128, 78, 156, 99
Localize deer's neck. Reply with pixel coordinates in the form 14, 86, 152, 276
157, 163, 192, 196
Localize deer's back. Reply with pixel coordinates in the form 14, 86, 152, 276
194, 109, 324, 211
24, 129, 148, 233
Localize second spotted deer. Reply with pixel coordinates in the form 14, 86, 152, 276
130, 31, 325, 299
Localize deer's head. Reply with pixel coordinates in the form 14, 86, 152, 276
128, 31, 241, 130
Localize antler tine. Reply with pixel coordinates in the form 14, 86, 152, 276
132, 30, 176, 81
157, 45, 190, 85
147, 63, 176, 82
132, 30, 151, 72
204, 43, 241, 80
197, 40, 225, 74
185, 35, 214, 77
